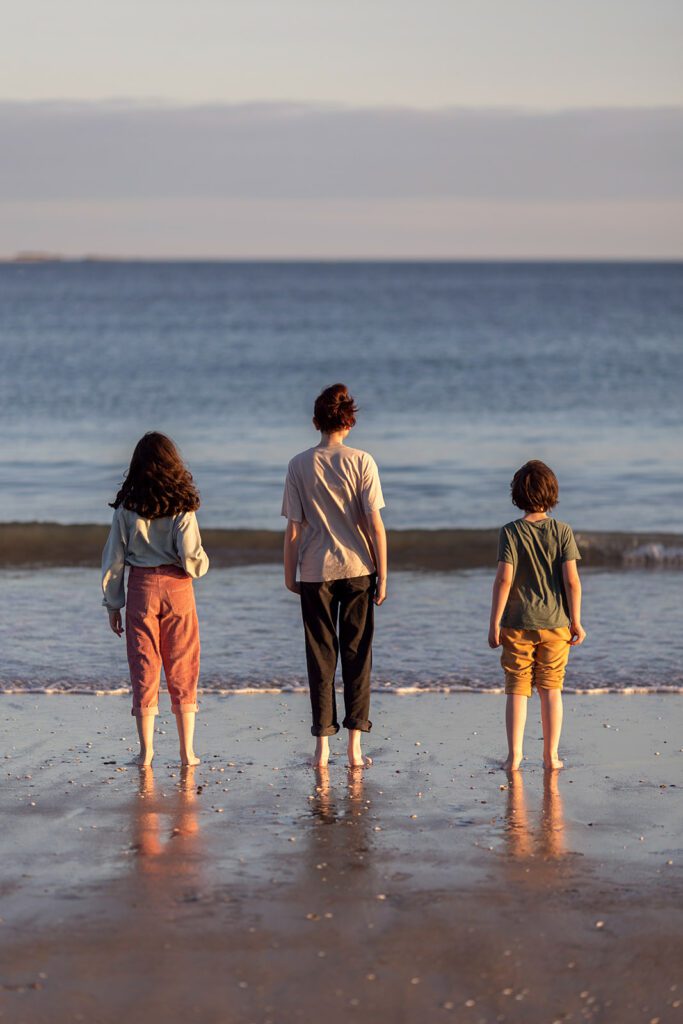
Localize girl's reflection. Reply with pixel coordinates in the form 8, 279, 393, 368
131, 766, 201, 878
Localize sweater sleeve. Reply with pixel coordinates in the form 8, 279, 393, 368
101, 508, 127, 611
174, 511, 210, 578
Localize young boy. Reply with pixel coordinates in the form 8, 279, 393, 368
488, 460, 586, 771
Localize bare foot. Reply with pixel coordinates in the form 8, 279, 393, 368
310, 738, 329, 768
543, 756, 564, 770
135, 751, 154, 767
348, 754, 372, 768
180, 752, 200, 766
502, 755, 522, 771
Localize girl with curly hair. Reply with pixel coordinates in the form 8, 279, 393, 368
102, 432, 209, 766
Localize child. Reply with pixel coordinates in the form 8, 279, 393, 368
282, 383, 387, 769
488, 460, 585, 771
102, 432, 209, 766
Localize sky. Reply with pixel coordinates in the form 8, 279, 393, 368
1, 0, 682, 257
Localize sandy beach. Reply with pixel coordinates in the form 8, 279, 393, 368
1, 693, 681, 1024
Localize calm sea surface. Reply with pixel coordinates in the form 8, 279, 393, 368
1, 261, 682, 531
1, 262, 682, 692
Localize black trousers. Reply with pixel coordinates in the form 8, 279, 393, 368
299, 574, 375, 736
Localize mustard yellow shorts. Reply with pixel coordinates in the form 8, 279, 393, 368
500, 627, 572, 697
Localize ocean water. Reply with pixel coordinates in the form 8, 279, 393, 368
1, 261, 682, 693
1, 567, 681, 694
1, 260, 682, 530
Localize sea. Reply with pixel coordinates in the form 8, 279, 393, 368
1, 260, 682, 695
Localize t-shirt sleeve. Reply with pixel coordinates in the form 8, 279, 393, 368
281, 464, 304, 522
361, 455, 385, 514
497, 526, 515, 564
560, 524, 581, 562
174, 511, 210, 578
101, 508, 127, 611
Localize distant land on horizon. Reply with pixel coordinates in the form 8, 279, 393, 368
2, 252, 682, 265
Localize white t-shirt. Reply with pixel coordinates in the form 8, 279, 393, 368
281, 443, 385, 583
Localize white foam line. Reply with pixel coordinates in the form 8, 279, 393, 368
0, 685, 681, 696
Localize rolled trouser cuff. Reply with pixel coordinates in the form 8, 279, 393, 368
172, 702, 199, 715
343, 716, 372, 733
310, 723, 340, 737
132, 705, 159, 717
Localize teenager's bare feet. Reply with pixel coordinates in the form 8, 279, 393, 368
311, 737, 330, 768
180, 752, 200, 766
543, 755, 564, 770
135, 750, 154, 767
348, 755, 372, 768
502, 755, 522, 771
347, 729, 371, 768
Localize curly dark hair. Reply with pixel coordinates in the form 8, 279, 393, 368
110, 432, 201, 519
510, 460, 559, 513
313, 383, 358, 433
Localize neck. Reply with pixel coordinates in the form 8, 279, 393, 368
523, 511, 549, 521
318, 432, 346, 447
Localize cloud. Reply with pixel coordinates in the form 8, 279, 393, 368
1, 101, 681, 202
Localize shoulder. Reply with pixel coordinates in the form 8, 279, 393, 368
343, 446, 378, 469
500, 519, 521, 535
287, 447, 317, 472
553, 519, 574, 536
173, 510, 197, 528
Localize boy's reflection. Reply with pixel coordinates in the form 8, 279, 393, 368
504, 770, 566, 861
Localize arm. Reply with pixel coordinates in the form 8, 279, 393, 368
366, 509, 388, 606
488, 561, 513, 647
102, 511, 126, 637
562, 560, 586, 645
175, 512, 210, 578
284, 519, 301, 594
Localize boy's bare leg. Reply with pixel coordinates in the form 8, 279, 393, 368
175, 711, 200, 766
503, 694, 527, 770
539, 688, 564, 769
134, 714, 155, 766
347, 729, 372, 768
312, 736, 330, 768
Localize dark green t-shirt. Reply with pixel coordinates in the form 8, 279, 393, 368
497, 518, 581, 630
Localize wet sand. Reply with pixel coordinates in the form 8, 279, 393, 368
1, 694, 681, 1024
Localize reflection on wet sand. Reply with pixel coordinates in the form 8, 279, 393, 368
504, 770, 566, 861
131, 766, 202, 880
305, 766, 376, 884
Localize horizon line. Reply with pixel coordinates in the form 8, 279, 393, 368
3, 254, 682, 265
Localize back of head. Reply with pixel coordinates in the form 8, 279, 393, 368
313, 383, 358, 434
510, 460, 559, 513
111, 431, 200, 518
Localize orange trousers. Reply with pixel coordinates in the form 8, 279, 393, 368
125, 565, 200, 717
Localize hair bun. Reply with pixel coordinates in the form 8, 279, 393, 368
314, 383, 358, 434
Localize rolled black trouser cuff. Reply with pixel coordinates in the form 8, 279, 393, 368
343, 716, 372, 733
311, 724, 341, 737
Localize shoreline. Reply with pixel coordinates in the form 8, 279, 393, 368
2, 686, 683, 696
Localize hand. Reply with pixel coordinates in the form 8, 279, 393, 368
374, 578, 387, 606
569, 621, 586, 645
286, 580, 301, 595
108, 610, 124, 637
488, 625, 501, 648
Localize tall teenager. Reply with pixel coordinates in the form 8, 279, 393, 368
282, 384, 387, 768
